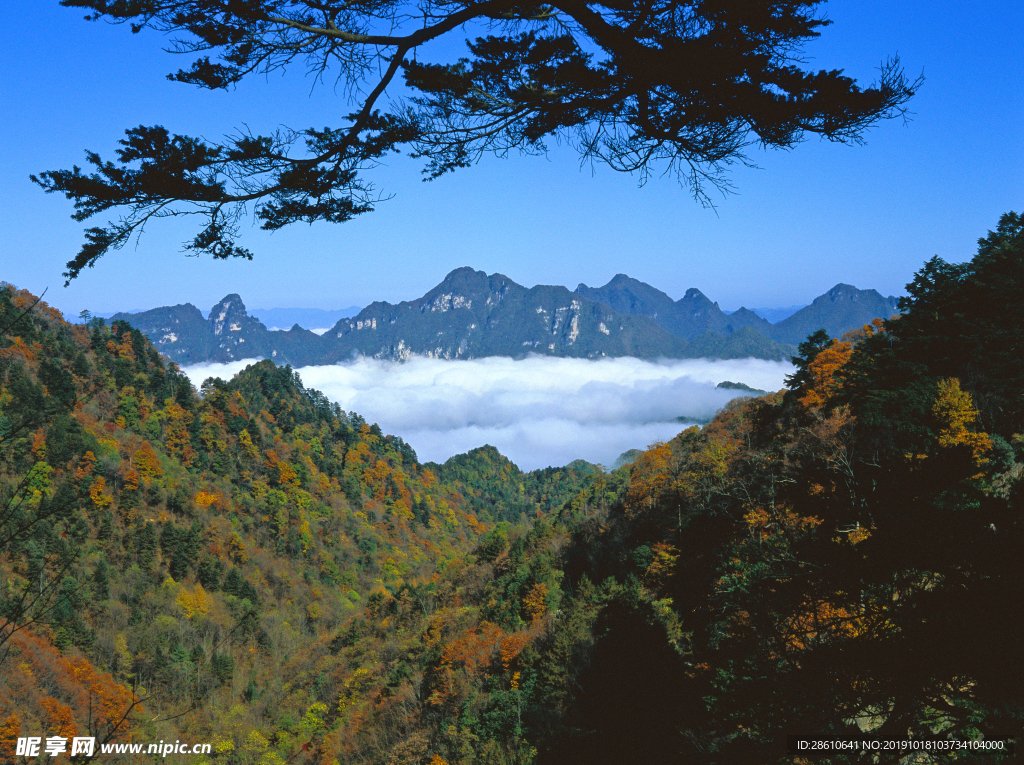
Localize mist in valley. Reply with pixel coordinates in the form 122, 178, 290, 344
183, 355, 794, 470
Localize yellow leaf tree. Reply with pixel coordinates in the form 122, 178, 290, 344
932, 378, 992, 467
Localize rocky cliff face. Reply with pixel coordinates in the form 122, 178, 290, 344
112, 295, 308, 365
204, 294, 276, 362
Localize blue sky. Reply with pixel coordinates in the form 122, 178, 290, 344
3, 1, 1021, 318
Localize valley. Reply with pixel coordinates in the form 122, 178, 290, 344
1, 215, 1019, 764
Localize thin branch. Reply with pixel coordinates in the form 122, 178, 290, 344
0, 288, 47, 338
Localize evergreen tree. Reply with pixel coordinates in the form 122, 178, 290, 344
93, 559, 110, 601
37, 1, 917, 280
137, 522, 158, 569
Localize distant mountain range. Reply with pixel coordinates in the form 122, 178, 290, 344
110, 268, 899, 365
739, 305, 806, 324
251, 306, 361, 331
575, 274, 898, 345
99, 305, 360, 330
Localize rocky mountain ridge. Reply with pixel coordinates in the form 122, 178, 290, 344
575, 274, 899, 346
112, 268, 898, 365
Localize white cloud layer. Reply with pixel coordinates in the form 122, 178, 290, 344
182, 356, 793, 471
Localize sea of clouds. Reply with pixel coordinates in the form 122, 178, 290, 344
182, 356, 793, 471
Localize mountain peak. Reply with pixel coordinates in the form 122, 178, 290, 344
578, 278, 737, 341
210, 294, 247, 321
771, 284, 900, 344
577, 273, 665, 297
608, 273, 640, 286
211, 293, 245, 310
209, 294, 249, 335
441, 266, 485, 282
424, 269, 520, 310
680, 288, 719, 308
822, 283, 861, 301
577, 274, 674, 302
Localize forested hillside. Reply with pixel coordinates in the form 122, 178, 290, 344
525, 212, 1024, 762
2, 211, 1022, 764
0, 291, 595, 763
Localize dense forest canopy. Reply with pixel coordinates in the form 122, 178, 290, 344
38, 0, 918, 281
1, 211, 1021, 763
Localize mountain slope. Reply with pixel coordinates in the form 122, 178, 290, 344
686, 325, 792, 361
768, 283, 899, 344
109, 301, 212, 364
575, 275, 758, 340
576, 275, 898, 352
0, 284, 601, 762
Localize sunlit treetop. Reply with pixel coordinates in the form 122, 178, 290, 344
37, 0, 920, 282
